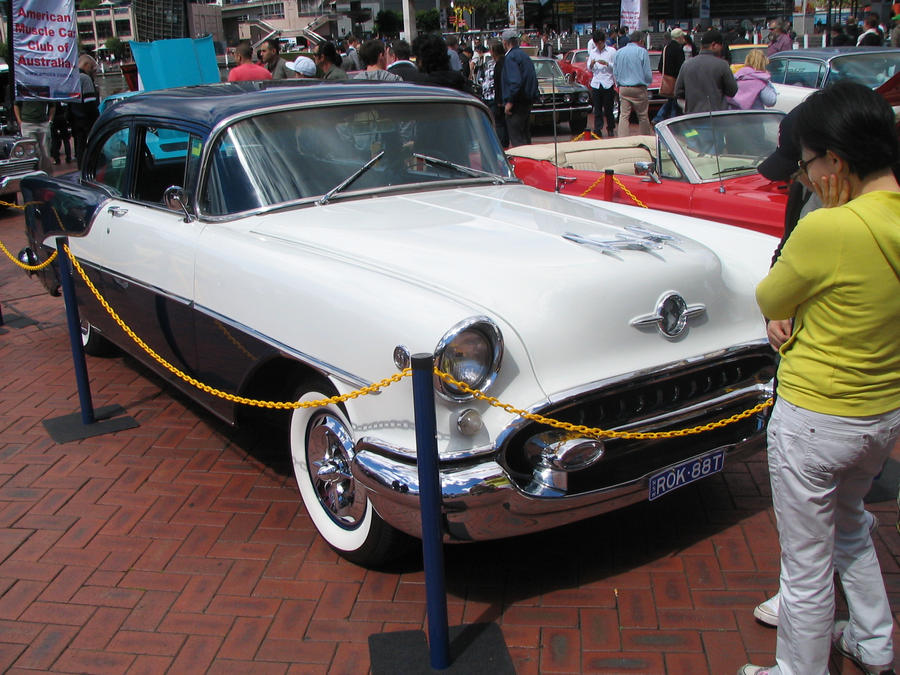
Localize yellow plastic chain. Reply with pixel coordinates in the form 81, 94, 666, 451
611, 175, 649, 208
0, 238, 58, 271
0, 199, 65, 271
64, 244, 410, 409
571, 131, 602, 142
62, 245, 771, 434
434, 369, 772, 440
578, 174, 648, 209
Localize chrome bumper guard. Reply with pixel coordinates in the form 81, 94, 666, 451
351, 386, 769, 543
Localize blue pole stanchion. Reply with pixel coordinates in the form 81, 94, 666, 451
411, 353, 451, 670
55, 237, 96, 425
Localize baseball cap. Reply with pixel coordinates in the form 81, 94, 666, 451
501, 28, 519, 41
286, 56, 317, 77
670, 27, 685, 39
758, 108, 801, 182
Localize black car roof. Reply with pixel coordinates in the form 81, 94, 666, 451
97, 80, 479, 131
768, 46, 900, 60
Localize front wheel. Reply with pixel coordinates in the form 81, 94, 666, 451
290, 389, 411, 566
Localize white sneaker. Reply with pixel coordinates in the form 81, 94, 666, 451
753, 513, 879, 628
753, 592, 779, 627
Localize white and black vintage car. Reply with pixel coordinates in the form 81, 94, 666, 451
21, 81, 776, 566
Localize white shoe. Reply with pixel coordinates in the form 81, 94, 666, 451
755, 513, 880, 628
753, 592, 779, 627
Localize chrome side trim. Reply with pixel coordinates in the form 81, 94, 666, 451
193, 306, 374, 390
71, 257, 373, 390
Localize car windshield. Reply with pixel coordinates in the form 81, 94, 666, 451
201, 101, 512, 216
533, 59, 566, 80
664, 112, 782, 181
826, 52, 900, 89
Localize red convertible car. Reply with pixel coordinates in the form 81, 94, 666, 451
508, 109, 788, 237
559, 48, 665, 111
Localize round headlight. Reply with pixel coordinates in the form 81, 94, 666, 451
12, 145, 24, 158
433, 317, 503, 401
579, 92, 590, 103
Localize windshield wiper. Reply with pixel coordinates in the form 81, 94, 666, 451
412, 152, 509, 184
317, 151, 384, 206
712, 165, 758, 176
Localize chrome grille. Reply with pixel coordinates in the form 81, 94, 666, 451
500, 346, 775, 495
0, 158, 40, 172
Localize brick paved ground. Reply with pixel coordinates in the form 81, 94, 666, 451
1, 198, 899, 674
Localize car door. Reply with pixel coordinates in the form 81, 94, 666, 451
767, 57, 824, 112
69, 121, 206, 379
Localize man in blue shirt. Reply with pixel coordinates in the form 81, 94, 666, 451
500, 29, 539, 147
611, 30, 652, 136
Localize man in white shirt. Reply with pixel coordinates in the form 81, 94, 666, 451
587, 30, 616, 137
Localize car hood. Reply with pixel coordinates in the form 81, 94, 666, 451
248, 184, 770, 397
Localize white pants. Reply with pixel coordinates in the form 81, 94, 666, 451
766, 398, 900, 675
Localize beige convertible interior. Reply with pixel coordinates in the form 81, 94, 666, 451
506, 136, 657, 175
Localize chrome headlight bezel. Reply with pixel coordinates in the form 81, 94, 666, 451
433, 316, 503, 402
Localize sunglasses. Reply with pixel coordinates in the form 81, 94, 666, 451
796, 154, 824, 175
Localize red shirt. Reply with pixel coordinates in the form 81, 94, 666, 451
228, 62, 273, 82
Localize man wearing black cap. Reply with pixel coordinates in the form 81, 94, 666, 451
673, 30, 737, 113
500, 29, 539, 147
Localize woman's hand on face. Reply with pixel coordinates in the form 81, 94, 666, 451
812, 173, 852, 208
766, 318, 793, 350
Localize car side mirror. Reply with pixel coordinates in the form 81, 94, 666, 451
164, 186, 195, 222
634, 161, 661, 184
566, 71, 575, 84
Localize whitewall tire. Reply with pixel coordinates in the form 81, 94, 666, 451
289, 389, 409, 566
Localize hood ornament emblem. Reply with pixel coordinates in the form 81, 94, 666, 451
630, 291, 706, 338
563, 227, 681, 260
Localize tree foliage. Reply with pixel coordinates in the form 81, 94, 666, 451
416, 8, 441, 33
77, 0, 101, 9
104, 37, 128, 60
374, 10, 403, 38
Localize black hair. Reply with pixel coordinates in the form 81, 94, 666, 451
390, 39, 411, 61
593, 29, 605, 43
316, 41, 342, 68
701, 29, 723, 45
793, 81, 899, 180
413, 34, 451, 74
358, 39, 385, 67
262, 38, 280, 53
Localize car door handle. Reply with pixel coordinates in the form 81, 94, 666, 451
107, 206, 128, 217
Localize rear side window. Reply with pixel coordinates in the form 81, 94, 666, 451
133, 127, 199, 205
90, 127, 131, 196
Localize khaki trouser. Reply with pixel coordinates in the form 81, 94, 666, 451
616, 85, 651, 137
20, 121, 52, 173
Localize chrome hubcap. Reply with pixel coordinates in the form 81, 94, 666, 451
307, 413, 363, 528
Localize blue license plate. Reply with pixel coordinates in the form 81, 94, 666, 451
648, 449, 725, 501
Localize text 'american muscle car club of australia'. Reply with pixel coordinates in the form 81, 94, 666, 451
19, 80, 777, 566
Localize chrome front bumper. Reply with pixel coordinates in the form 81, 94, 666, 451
351, 426, 765, 543
0, 169, 43, 196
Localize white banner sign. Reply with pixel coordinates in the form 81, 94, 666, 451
12, 0, 80, 100
620, 0, 640, 33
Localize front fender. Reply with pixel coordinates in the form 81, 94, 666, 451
21, 175, 108, 295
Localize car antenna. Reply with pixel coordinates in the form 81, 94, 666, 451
552, 61, 560, 192
708, 101, 726, 194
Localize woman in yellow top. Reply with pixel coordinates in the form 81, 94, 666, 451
741, 82, 900, 675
